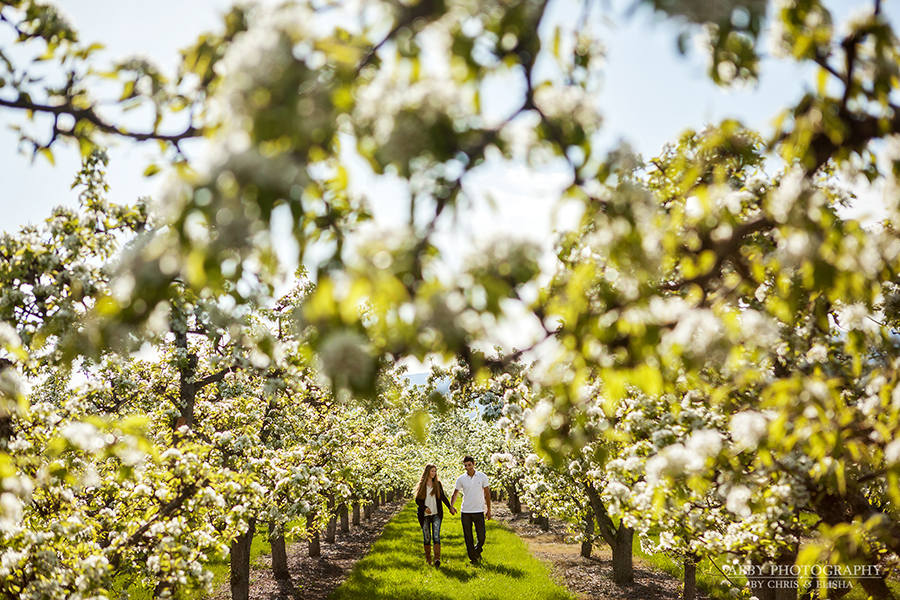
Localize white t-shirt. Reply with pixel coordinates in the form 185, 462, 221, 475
454, 471, 489, 513
424, 484, 438, 515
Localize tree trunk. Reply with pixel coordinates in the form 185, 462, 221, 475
353, 502, 361, 526
749, 550, 800, 600
491, 490, 498, 502
325, 497, 336, 544
748, 560, 776, 600
387, 490, 394, 502
380, 490, 386, 505
581, 512, 593, 558
269, 520, 290, 581
373, 493, 379, 509
539, 514, 550, 531
173, 326, 199, 437
774, 548, 798, 600
230, 518, 256, 600
611, 526, 634, 584
364, 503, 372, 520
505, 483, 521, 514
684, 556, 696, 600
0, 362, 15, 445
856, 576, 895, 600
340, 503, 349, 533
307, 514, 320, 558
325, 517, 336, 543
585, 482, 633, 584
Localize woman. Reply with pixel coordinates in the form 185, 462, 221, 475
414, 463, 456, 567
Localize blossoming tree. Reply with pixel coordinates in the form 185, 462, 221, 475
5, 0, 900, 599
0, 194, 430, 599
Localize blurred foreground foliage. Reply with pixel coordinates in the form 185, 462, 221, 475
4, 0, 900, 598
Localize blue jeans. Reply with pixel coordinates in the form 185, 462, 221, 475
422, 515, 442, 545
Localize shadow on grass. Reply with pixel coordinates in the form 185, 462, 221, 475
432, 564, 478, 583
479, 561, 527, 578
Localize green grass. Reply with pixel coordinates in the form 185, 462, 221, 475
330, 501, 576, 600
109, 574, 154, 600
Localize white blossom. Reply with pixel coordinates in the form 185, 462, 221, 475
837, 303, 879, 333
646, 444, 691, 483
685, 429, 723, 460
729, 411, 768, 451
604, 481, 630, 503
0, 493, 23, 529
885, 439, 900, 465
0, 549, 25, 578
726, 485, 752, 518
525, 401, 553, 435
662, 308, 724, 356
739, 310, 779, 347
0, 322, 21, 349
62, 422, 105, 452
767, 168, 805, 223
806, 343, 828, 363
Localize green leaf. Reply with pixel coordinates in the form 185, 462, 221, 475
38, 147, 54, 165
407, 410, 430, 442
78, 137, 95, 158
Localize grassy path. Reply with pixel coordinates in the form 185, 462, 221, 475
330, 501, 576, 600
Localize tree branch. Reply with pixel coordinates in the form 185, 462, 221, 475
663, 216, 773, 292
0, 95, 200, 144
194, 366, 236, 390
584, 481, 618, 547
108, 478, 209, 568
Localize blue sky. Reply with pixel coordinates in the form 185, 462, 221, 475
0, 0, 895, 234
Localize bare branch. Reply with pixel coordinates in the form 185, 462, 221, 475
0, 95, 201, 144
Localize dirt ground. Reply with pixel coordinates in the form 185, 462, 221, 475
211, 499, 406, 600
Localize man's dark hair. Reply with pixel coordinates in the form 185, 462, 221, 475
463, 455, 475, 464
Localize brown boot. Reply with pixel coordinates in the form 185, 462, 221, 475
433, 543, 441, 567
424, 544, 432, 565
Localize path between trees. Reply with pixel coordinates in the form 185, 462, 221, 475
220, 498, 703, 600
493, 508, 709, 600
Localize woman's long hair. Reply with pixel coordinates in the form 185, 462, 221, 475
414, 463, 442, 499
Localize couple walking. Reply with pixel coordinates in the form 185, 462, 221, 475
414, 455, 492, 567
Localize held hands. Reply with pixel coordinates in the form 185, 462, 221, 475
450, 507, 457, 515
425, 508, 432, 515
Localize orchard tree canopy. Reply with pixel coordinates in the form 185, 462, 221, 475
5, 0, 900, 599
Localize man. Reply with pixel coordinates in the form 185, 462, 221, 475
450, 455, 491, 565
